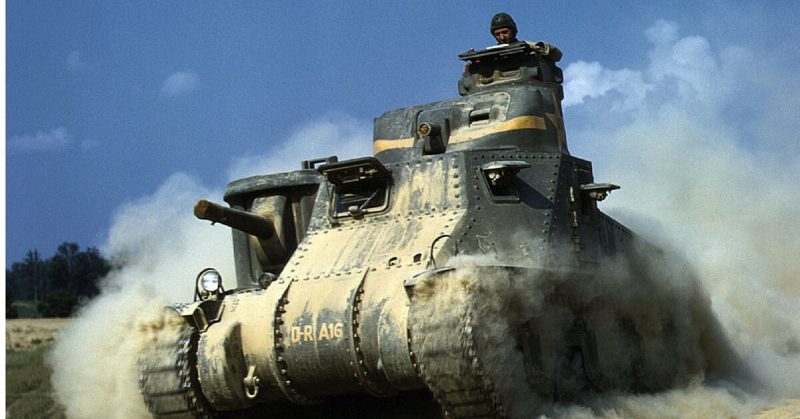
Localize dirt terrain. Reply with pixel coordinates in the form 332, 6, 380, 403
756, 400, 800, 419
6, 318, 70, 351
6, 317, 798, 418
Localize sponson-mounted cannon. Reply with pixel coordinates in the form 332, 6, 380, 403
194, 199, 278, 241
136, 41, 733, 418
194, 199, 289, 270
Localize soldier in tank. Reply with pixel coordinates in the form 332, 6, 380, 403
490, 12, 563, 63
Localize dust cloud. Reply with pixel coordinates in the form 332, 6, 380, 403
50, 286, 179, 419
49, 173, 233, 418
227, 114, 371, 180
410, 249, 762, 418
559, 20, 800, 418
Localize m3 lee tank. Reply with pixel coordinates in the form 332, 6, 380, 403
137, 42, 730, 418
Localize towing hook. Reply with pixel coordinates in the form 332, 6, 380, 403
243, 365, 260, 399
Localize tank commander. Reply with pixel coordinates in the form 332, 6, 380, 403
490, 12, 563, 62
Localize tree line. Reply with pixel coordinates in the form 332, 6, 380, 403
6, 242, 112, 318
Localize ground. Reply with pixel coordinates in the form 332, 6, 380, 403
6, 318, 70, 351
755, 400, 800, 419
4, 318, 800, 418
6, 318, 69, 418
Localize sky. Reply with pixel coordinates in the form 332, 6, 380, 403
5, 1, 799, 267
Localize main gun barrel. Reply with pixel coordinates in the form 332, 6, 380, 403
194, 199, 276, 240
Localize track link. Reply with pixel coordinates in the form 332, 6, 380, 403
138, 321, 213, 418
410, 277, 505, 418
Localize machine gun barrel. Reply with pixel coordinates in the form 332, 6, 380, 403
194, 200, 275, 240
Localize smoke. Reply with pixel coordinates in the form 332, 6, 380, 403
49, 118, 372, 418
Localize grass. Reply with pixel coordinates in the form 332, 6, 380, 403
5, 345, 66, 419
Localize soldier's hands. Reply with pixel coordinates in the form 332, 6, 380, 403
524, 41, 546, 55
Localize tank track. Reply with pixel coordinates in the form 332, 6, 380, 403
138, 322, 213, 418
410, 280, 506, 418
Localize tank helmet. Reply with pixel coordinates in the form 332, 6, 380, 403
490, 12, 517, 36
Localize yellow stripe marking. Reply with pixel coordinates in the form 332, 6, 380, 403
373, 137, 415, 154
449, 115, 547, 144
373, 115, 548, 153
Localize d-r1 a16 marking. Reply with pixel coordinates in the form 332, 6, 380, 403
290, 322, 344, 344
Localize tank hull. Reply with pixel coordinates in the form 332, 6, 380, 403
137, 43, 734, 418
187, 271, 413, 409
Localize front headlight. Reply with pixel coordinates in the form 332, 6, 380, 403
196, 268, 223, 300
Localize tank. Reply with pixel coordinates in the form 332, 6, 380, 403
137, 42, 732, 418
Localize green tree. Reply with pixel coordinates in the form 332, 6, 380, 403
37, 290, 78, 318
6, 291, 19, 319
44, 242, 108, 297
47, 242, 80, 293
30, 250, 45, 301
6, 250, 46, 301
72, 246, 110, 297
6, 243, 114, 318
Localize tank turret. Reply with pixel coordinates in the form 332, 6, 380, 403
374, 43, 568, 166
